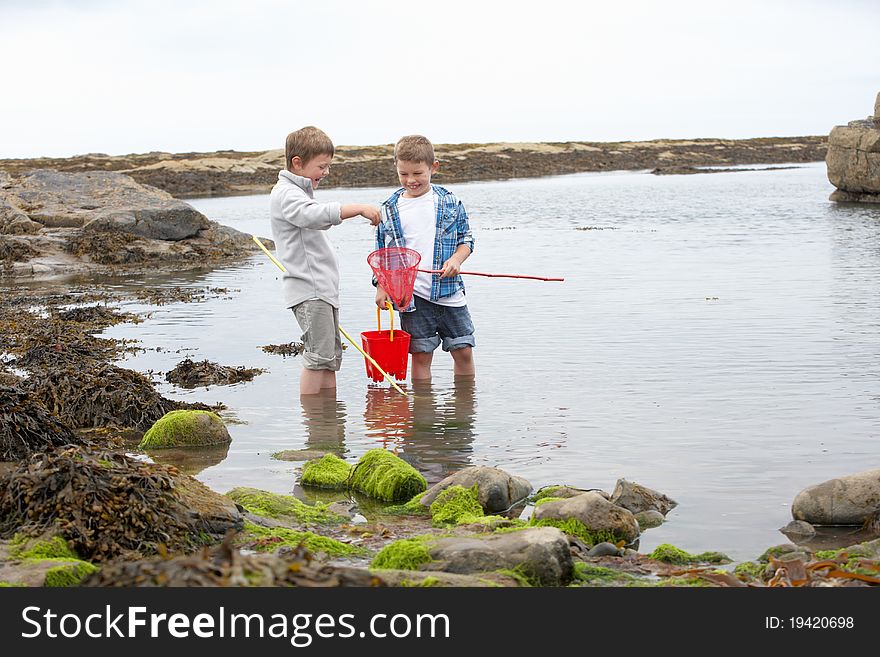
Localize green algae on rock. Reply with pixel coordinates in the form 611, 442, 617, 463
139, 409, 231, 449
9, 533, 78, 561
301, 454, 353, 490
371, 536, 435, 570
43, 560, 100, 587
239, 521, 364, 558
349, 449, 427, 502
430, 485, 484, 526
649, 543, 731, 565
226, 487, 346, 526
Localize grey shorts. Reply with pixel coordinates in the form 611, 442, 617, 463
399, 295, 476, 353
292, 300, 342, 371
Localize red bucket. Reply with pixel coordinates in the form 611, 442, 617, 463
360, 303, 410, 382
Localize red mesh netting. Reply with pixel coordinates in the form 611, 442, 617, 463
368, 247, 421, 309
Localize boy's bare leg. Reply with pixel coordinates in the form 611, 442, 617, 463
450, 346, 475, 377
300, 369, 326, 396
411, 352, 434, 380
320, 370, 337, 389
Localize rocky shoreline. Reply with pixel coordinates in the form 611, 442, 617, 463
1, 284, 878, 588
1, 136, 828, 199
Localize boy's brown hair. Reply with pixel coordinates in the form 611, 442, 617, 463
285, 126, 335, 171
393, 135, 436, 166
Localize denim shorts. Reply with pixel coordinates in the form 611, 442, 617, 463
399, 295, 476, 353
292, 300, 342, 371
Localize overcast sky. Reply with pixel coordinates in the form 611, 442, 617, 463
1, 0, 877, 158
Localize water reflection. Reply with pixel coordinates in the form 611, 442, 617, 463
146, 443, 231, 476
300, 391, 347, 455
363, 379, 476, 485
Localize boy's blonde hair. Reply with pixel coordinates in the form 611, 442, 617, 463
393, 135, 435, 165
285, 126, 335, 171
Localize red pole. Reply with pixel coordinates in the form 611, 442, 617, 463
419, 269, 564, 282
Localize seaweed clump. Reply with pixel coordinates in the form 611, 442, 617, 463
0, 447, 205, 561
24, 363, 216, 430
165, 358, 264, 388
0, 385, 80, 460
260, 342, 304, 357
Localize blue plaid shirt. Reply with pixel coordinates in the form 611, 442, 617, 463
377, 184, 475, 311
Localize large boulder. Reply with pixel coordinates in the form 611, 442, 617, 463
426, 527, 573, 586
11, 170, 209, 233
0, 169, 259, 278
419, 466, 532, 513
826, 91, 880, 203
533, 492, 640, 544
791, 468, 880, 525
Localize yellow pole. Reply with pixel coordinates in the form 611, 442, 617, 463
252, 235, 287, 272
252, 235, 410, 396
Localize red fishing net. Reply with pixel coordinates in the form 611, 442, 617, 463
367, 247, 421, 309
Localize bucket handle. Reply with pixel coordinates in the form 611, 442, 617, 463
376, 301, 395, 341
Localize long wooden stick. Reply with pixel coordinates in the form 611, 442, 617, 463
253, 235, 410, 396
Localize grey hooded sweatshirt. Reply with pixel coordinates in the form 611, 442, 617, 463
269, 170, 343, 309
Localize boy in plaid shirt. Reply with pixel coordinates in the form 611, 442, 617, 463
375, 135, 475, 381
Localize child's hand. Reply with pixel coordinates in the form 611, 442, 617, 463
361, 206, 382, 226
440, 256, 461, 279
375, 286, 391, 308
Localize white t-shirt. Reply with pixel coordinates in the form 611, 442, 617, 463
398, 191, 466, 307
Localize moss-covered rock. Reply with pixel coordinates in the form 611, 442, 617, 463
44, 561, 99, 587
649, 543, 731, 565
734, 561, 768, 581
371, 537, 435, 570
571, 562, 640, 586
238, 521, 364, 558
9, 534, 78, 561
226, 487, 346, 526
529, 517, 617, 547
349, 449, 427, 503
301, 454, 352, 489
430, 485, 484, 526
139, 409, 231, 449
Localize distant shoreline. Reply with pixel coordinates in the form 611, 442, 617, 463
0, 136, 827, 199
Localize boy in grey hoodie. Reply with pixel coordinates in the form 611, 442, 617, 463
270, 126, 381, 395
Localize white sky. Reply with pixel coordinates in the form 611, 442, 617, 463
1, 0, 878, 158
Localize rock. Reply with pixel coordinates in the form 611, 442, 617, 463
534, 492, 640, 544
174, 475, 243, 536
139, 409, 232, 449
373, 569, 522, 587
791, 468, 880, 525
426, 527, 573, 586
533, 485, 608, 501
634, 509, 665, 530
420, 466, 532, 513
586, 542, 623, 557
827, 92, 880, 203
0, 169, 259, 278
349, 448, 427, 502
0, 197, 41, 234
83, 206, 208, 241
11, 170, 206, 232
779, 520, 816, 537
609, 478, 678, 516
301, 454, 352, 489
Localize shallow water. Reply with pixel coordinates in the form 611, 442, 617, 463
22, 162, 880, 562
